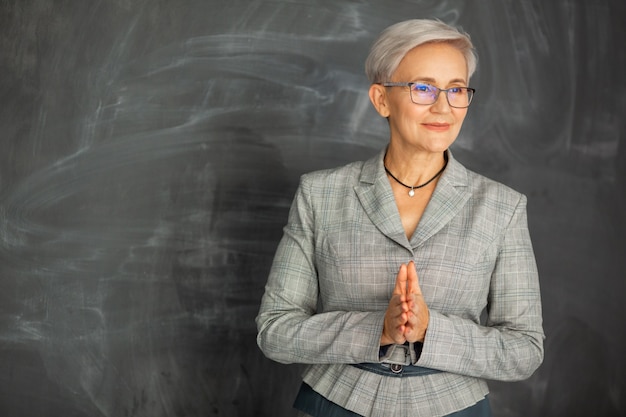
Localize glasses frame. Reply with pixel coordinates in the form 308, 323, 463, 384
380, 82, 476, 108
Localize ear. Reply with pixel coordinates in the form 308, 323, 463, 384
368, 83, 391, 118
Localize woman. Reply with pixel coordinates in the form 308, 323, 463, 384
256, 19, 544, 417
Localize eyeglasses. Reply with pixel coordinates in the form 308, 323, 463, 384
381, 82, 476, 108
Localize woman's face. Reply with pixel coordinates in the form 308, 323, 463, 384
370, 42, 470, 154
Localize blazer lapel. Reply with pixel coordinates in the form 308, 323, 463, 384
354, 150, 411, 250
353, 149, 471, 251
410, 151, 471, 248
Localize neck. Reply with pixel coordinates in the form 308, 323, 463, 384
384, 148, 448, 186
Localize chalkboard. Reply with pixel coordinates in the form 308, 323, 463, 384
1, 1, 624, 416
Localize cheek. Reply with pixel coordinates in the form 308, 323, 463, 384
453, 109, 468, 124
401, 105, 430, 122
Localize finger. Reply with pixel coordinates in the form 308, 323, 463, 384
407, 261, 422, 296
404, 304, 418, 325
384, 311, 408, 344
403, 294, 429, 343
403, 317, 416, 337
397, 311, 409, 329
405, 293, 416, 311
386, 296, 407, 321
392, 263, 408, 296
407, 293, 425, 315
388, 294, 405, 311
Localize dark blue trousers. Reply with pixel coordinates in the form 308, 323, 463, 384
294, 382, 492, 417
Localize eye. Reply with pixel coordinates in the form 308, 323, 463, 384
448, 87, 464, 94
411, 83, 434, 93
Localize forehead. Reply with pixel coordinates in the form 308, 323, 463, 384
394, 42, 468, 84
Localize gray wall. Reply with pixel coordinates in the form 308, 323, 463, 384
1, 1, 624, 416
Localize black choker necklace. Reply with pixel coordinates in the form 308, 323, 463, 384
384, 153, 448, 197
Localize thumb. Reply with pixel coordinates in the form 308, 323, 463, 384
393, 263, 408, 296
407, 261, 422, 296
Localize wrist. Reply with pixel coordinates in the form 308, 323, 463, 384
380, 333, 394, 346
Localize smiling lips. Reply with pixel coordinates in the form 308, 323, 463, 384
422, 122, 451, 131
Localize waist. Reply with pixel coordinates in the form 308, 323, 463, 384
351, 362, 442, 378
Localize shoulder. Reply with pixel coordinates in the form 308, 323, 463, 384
466, 168, 525, 206
462, 169, 529, 233
299, 155, 374, 192
447, 153, 527, 219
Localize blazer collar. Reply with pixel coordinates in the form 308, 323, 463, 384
354, 148, 471, 251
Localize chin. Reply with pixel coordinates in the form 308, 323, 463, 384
420, 138, 457, 154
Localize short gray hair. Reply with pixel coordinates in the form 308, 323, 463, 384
365, 19, 477, 84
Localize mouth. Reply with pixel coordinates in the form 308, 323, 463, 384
422, 122, 451, 132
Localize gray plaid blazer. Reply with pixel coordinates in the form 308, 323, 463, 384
257, 149, 544, 417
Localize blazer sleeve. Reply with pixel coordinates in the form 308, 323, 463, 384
255, 175, 385, 365
417, 194, 545, 381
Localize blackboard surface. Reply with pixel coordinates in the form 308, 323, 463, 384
1, 1, 624, 416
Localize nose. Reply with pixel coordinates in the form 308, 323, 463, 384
430, 91, 452, 113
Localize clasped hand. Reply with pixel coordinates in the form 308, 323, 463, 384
381, 261, 429, 345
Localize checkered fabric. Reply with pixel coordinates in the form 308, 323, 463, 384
257, 149, 544, 417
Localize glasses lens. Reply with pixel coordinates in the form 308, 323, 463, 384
447, 87, 472, 108
410, 83, 437, 105
409, 84, 473, 108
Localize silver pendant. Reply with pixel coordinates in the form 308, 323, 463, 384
408, 189, 415, 197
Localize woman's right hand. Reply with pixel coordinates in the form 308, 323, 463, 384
381, 263, 411, 345
381, 261, 429, 345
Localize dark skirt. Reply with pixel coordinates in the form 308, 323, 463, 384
293, 382, 492, 417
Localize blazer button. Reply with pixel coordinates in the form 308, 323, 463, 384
390, 364, 403, 374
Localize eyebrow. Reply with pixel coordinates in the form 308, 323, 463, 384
412, 77, 468, 85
